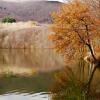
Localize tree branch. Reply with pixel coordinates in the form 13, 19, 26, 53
85, 24, 97, 61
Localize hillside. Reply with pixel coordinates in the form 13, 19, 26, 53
0, 1, 62, 23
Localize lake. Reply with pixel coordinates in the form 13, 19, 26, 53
0, 49, 100, 100
0, 48, 64, 100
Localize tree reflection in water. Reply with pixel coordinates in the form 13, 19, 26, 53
0, 48, 64, 76
50, 59, 100, 100
51, 67, 86, 100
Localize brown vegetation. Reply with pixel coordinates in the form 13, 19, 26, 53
0, 22, 53, 48
50, 0, 100, 95
50, 0, 100, 65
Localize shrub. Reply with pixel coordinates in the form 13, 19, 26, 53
2, 17, 16, 23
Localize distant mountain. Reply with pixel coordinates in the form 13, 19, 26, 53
0, 1, 62, 23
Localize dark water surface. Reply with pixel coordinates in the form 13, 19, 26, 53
0, 49, 64, 100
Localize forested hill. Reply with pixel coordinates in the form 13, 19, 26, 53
0, 1, 62, 23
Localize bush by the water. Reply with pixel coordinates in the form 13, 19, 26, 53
2, 17, 16, 23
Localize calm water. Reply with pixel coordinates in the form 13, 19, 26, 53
0, 48, 64, 100
0, 49, 100, 100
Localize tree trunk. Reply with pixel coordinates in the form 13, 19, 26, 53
85, 62, 100, 94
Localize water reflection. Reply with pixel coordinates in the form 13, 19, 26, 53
51, 60, 100, 100
1, 48, 100, 100
0, 74, 53, 94
0, 93, 49, 100
0, 48, 64, 100
0, 49, 64, 76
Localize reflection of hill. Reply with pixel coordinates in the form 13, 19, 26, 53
0, 72, 55, 95
0, 49, 64, 75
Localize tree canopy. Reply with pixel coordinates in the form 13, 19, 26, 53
50, 0, 100, 63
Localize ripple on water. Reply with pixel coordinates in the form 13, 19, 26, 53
0, 92, 50, 100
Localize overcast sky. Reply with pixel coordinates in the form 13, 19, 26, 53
2, 0, 65, 2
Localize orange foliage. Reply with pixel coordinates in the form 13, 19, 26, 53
50, 0, 100, 63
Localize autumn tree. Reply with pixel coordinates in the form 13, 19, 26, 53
82, 0, 100, 19
50, 0, 100, 65
50, 0, 100, 93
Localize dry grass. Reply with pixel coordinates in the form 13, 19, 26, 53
0, 21, 37, 31
0, 22, 53, 48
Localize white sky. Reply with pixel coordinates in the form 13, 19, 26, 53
2, 0, 65, 2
